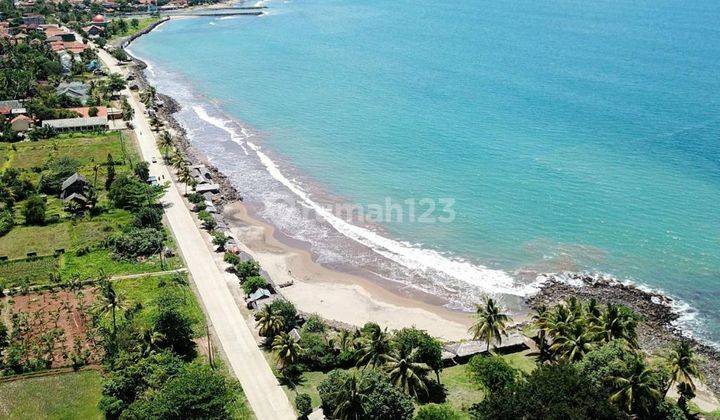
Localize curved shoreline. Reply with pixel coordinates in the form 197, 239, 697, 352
118, 11, 718, 354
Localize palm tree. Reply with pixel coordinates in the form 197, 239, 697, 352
384, 347, 432, 399
272, 332, 303, 369
332, 374, 368, 420
336, 329, 354, 352
469, 298, 510, 352
170, 150, 186, 170
665, 341, 703, 403
596, 303, 638, 347
255, 305, 284, 338
531, 305, 553, 363
356, 326, 391, 368
95, 278, 126, 335
610, 360, 662, 416
177, 165, 193, 195
549, 322, 596, 362
158, 131, 173, 161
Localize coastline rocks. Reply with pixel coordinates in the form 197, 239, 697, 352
527, 271, 720, 396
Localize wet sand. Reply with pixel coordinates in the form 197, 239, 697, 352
223, 201, 474, 341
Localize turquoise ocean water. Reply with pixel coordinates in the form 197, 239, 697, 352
129, 0, 720, 344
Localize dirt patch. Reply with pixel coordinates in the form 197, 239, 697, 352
2, 289, 101, 370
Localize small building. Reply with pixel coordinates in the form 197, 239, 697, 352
42, 116, 109, 132
22, 14, 45, 27
90, 14, 108, 27
246, 288, 272, 309
82, 24, 105, 38
10, 114, 32, 132
56, 81, 91, 104
107, 108, 122, 120
63, 192, 89, 210
0, 99, 24, 117
441, 332, 529, 365
60, 173, 89, 199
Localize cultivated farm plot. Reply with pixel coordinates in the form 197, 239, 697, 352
2, 289, 99, 369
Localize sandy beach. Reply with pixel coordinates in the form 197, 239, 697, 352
223, 201, 473, 341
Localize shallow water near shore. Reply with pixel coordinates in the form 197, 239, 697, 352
129, 0, 720, 344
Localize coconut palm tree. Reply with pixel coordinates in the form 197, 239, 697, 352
383, 347, 432, 399
549, 322, 596, 362
665, 341, 703, 403
255, 305, 284, 338
610, 360, 662, 416
177, 165, 194, 195
356, 326, 391, 368
336, 329, 354, 352
332, 374, 368, 420
596, 303, 638, 347
158, 131, 173, 161
272, 332, 303, 369
469, 298, 510, 352
170, 150, 186, 171
95, 278, 126, 336
531, 305, 554, 363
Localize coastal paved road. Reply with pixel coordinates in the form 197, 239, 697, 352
95, 47, 296, 420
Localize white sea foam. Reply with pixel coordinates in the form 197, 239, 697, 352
190, 103, 539, 297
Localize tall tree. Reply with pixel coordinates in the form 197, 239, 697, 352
272, 332, 304, 369
609, 360, 662, 416
255, 305, 284, 338
356, 326, 391, 368
665, 341, 702, 405
95, 278, 126, 336
383, 347, 431, 399
331, 374, 368, 420
469, 298, 510, 352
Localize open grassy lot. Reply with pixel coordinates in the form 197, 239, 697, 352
0, 132, 137, 176
0, 209, 133, 260
110, 17, 162, 40
0, 256, 59, 289
0, 370, 103, 419
114, 273, 205, 336
278, 350, 538, 417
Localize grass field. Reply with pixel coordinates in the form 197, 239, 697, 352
279, 350, 539, 417
114, 274, 206, 335
0, 132, 137, 174
0, 370, 103, 419
110, 17, 162, 40
0, 209, 133, 260
0, 256, 59, 289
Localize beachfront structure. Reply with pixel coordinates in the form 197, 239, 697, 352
56, 81, 91, 104
441, 332, 529, 365
42, 116, 109, 132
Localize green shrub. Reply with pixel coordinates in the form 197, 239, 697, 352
301, 314, 327, 334
22, 195, 46, 225
466, 355, 518, 393
242, 276, 268, 295
108, 227, 165, 259
235, 259, 260, 282
295, 393, 312, 418
415, 403, 463, 420
0, 209, 14, 236
223, 252, 240, 266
